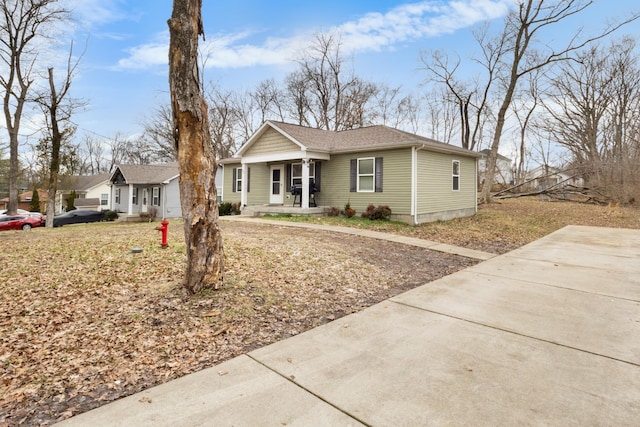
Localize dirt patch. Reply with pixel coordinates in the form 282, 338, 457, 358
0, 221, 476, 425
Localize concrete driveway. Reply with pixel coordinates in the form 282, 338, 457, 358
58, 225, 640, 426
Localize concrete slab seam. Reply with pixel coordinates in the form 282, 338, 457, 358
464, 269, 640, 303
389, 299, 640, 368
245, 353, 373, 427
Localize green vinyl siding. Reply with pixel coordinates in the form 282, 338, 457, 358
222, 162, 270, 205
417, 151, 476, 214
321, 148, 412, 215
222, 162, 241, 204
244, 128, 299, 157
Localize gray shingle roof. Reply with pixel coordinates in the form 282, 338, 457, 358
239, 121, 480, 158
62, 173, 110, 191
113, 163, 179, 184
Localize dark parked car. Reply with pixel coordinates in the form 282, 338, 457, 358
0, 215, 43, 231
44, 209, 105, 227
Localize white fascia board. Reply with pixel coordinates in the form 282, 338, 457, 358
242, 150, 330, 164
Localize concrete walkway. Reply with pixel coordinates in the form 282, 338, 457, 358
58, 225, 640, 426
219, 216, 496, 261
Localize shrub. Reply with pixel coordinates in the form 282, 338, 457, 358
327, 207, 340, 217
219, 202, 233, 216
343, 200, 356, 218
361, 204, 392, 221
30, 187, 40, 212
103, 210, 119, 221
231, 202, 241, 215
66, 190, 77, 211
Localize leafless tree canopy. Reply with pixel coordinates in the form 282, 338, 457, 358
0, 0, 68, 214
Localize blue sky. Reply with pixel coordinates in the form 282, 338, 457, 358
61, 0, 639, 143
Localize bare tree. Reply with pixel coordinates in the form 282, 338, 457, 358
168, 0, 224, 294
0, 0, 67, 214
543, 38, 640, 203
34, 43, 84, 225
292, 32, 378, 131
511, 68, 542, 184
420, 25, 503, 152
479, 0, 638, 203
140, 104, 177, 161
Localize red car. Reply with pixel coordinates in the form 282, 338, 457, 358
0, 215, 43, 231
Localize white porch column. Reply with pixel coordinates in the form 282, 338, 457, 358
240, 162, 248, 208
127, 183, 134, 215
301, 158, 310, 209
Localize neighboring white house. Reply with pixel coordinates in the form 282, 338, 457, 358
477, 149, 513, 186
525, 165, 584, 190
58, 174, 111, 213
109, 163, 182, 218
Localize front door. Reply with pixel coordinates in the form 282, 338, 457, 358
270, 165, 284, 205
141, 188, 148, 213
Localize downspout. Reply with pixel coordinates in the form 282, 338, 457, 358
475, 157, 478, 214
413, 144, 427, 225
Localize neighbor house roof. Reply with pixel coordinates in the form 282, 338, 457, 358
0, 189, 49, 203
61, 174, 110, 192
478, 149, 511, 162
111, 163, 180, 185
230, 121, 481, 161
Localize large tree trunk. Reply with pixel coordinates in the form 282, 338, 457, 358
168, 0, 224, 294
46, 68, 61, 226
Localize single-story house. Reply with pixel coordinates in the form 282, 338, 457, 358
109, 163, 182, 218
525, 165, 584, 191
0, 189, 48, 212
477, 149, 513, 186
58, 174, 111, 213
220, 121, 480, 225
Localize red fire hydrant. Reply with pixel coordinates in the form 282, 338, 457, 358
156, 219, 169, 248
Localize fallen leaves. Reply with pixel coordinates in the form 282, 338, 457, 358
0, 220, 475, 425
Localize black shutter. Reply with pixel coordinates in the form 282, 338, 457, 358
350, 159, 357, 192
247, 167, 250, 192
232, 168, 237, 192
375, 157, 383, 192
286, 164, 292, 192
314, 161, 321, 191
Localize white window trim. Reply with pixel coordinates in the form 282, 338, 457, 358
132, 188, 138, 205
152, 187, 160, 206
101, 193, 108, 206
115, 188, 121, 204
452, 160, 460, 191
291, 162, 315, 187
357, 157, 375, 193
235, 167, 243, 192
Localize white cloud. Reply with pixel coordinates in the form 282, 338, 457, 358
114, 0, 514, 71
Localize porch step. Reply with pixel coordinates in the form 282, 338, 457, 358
242, 205, 328, 217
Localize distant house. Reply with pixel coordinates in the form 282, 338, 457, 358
477, 149, 513, 186
220, 121, 480, 224
109, 163, 181, 218
0, 189, 48, 212
58, 174, 111, 213
525, 165, 584, 191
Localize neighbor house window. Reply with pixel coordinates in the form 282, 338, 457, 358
115, 188, 121, 204
452, 160, 460, 191
132, 188, 138, 205
152, 187, 160, 206
291, 162, 315, 187
101, 193, 108, 206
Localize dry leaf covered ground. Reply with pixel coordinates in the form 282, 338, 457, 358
1, 218, 475, 425
1, 197, 639, 425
